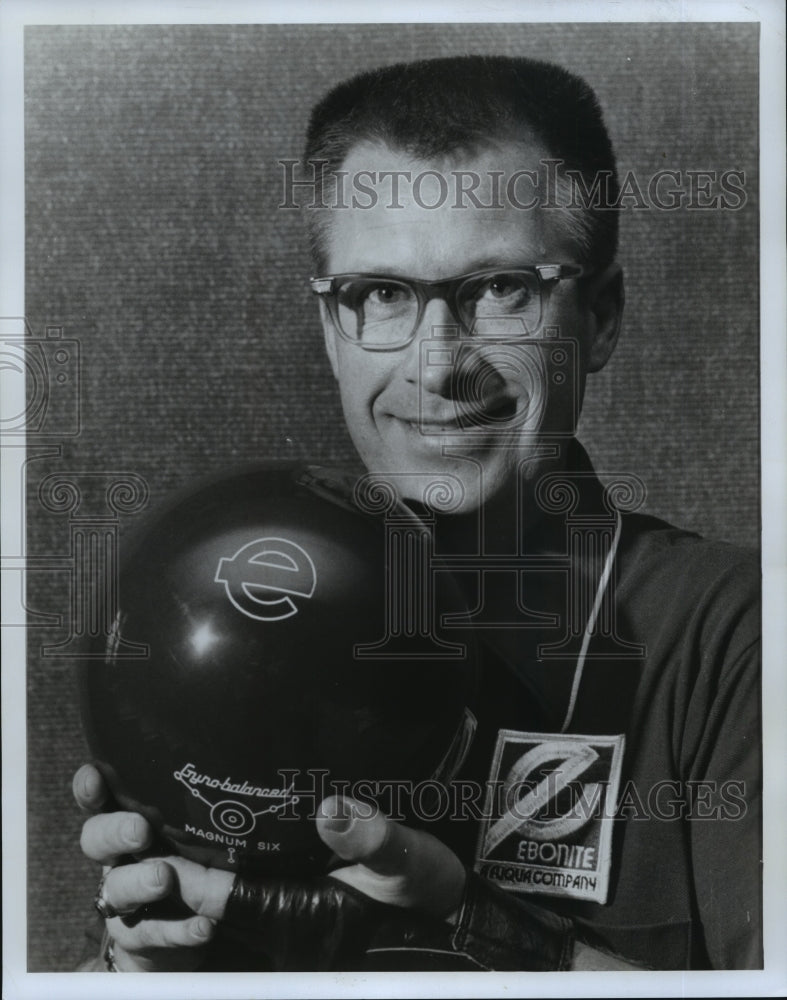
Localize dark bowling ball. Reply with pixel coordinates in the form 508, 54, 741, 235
79, 463, 476, 877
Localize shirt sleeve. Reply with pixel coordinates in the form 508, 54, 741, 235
680, 578, 762, 969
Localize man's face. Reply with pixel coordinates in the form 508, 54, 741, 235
318, 139, 621, 513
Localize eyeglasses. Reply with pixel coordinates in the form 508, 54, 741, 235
310, 264, 585, 350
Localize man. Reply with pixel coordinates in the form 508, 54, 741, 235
74, 55, 761, 971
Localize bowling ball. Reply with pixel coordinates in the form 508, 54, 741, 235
79, 463, 476, 877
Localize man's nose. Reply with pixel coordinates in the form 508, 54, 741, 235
401, 297, 460, 396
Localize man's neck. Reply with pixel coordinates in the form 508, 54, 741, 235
431, 444, 584, 556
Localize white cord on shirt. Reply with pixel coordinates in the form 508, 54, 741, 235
559, 511, 622, 734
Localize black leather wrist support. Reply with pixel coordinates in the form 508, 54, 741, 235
222, 874, 383, 971
449, 871, 575, 970
222, 869, 574, 972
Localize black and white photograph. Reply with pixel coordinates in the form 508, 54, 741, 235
1, 1, 785, 997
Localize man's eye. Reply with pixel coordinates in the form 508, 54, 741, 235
469, 274, 538, 322
479, 274, 531, 301
338, 281, 409, 312
364, 283, 408, 306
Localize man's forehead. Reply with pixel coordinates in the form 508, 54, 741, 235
338, 136, 551, 207
322, 138, 575, 275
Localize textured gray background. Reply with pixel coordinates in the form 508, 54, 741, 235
24, 23, 759, 970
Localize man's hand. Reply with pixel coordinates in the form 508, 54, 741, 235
75, 767, 466, 971
74, 764, 233, 972
218, 794, 469, 969
316, 795, 466, 921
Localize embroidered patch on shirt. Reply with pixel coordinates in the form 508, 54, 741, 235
474, 730, 625, 904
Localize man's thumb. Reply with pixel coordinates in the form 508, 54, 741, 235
315, 795, 402, 871
315, 795, 465, 918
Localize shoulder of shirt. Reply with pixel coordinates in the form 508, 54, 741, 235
620, 511, 758, 574
616, 511, 760, 637
570, 441, 759, 612
617, 514, 762, 661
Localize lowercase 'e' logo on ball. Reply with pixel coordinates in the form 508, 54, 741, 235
214, 537, 317, 621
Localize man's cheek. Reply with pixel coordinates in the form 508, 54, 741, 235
521, 339, 583, 435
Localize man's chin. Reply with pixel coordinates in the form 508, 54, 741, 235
358, 459, 508, 517
356, 439, 572, 517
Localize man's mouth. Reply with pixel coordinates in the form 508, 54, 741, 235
403, 397, 520, 432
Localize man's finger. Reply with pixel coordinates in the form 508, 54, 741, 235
72, 764, 109, 813
109, 913, 216, 959
98, 859, 175, 916
161, 856, 235, 920
80, 811, 153, 864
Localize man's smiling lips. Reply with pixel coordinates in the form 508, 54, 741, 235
387, 397, 521, 434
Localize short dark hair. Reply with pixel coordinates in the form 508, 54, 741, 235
303, 54, 619, 272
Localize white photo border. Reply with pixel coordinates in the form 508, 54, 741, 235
2, 1, 785, 998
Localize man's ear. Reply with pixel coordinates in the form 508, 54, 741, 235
319, 300, 340, 380
585, 263, 624, 373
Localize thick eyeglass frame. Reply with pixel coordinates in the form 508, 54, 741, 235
310, 263, 586, 351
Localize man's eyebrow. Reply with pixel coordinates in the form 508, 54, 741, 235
466, 256, 533, 271
345, 256, 537, 278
